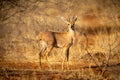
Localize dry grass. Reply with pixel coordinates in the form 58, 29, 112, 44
0, 65, 120, 80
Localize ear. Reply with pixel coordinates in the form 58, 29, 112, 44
61, 17, 69, 24
73, 16, 77, 21
66, 18, 70, 22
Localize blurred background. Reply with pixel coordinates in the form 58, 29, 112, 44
0, 0, 120, 80
0, 0, 120, 79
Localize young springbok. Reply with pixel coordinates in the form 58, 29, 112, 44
37, 16, 77, 69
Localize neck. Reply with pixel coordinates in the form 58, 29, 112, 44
69, 27, 74, 32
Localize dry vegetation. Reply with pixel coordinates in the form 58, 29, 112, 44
0, 0, 120, 79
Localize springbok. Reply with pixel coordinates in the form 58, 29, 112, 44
37, 16, 77, 69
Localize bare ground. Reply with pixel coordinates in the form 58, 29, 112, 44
0, 64, 120, 80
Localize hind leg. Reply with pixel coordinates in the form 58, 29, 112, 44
44, 46, 54, 70
39, 40, 48, 69
39, 47, 47, 69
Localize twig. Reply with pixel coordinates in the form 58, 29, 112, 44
83, 33, 101, 68
106, 35, 112, 66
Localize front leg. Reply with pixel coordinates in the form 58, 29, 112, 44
72, 36, 75, 45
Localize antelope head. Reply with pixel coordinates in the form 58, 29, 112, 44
61, 16, 77, 30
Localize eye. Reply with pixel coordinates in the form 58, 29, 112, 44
68, 23, 70, 25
